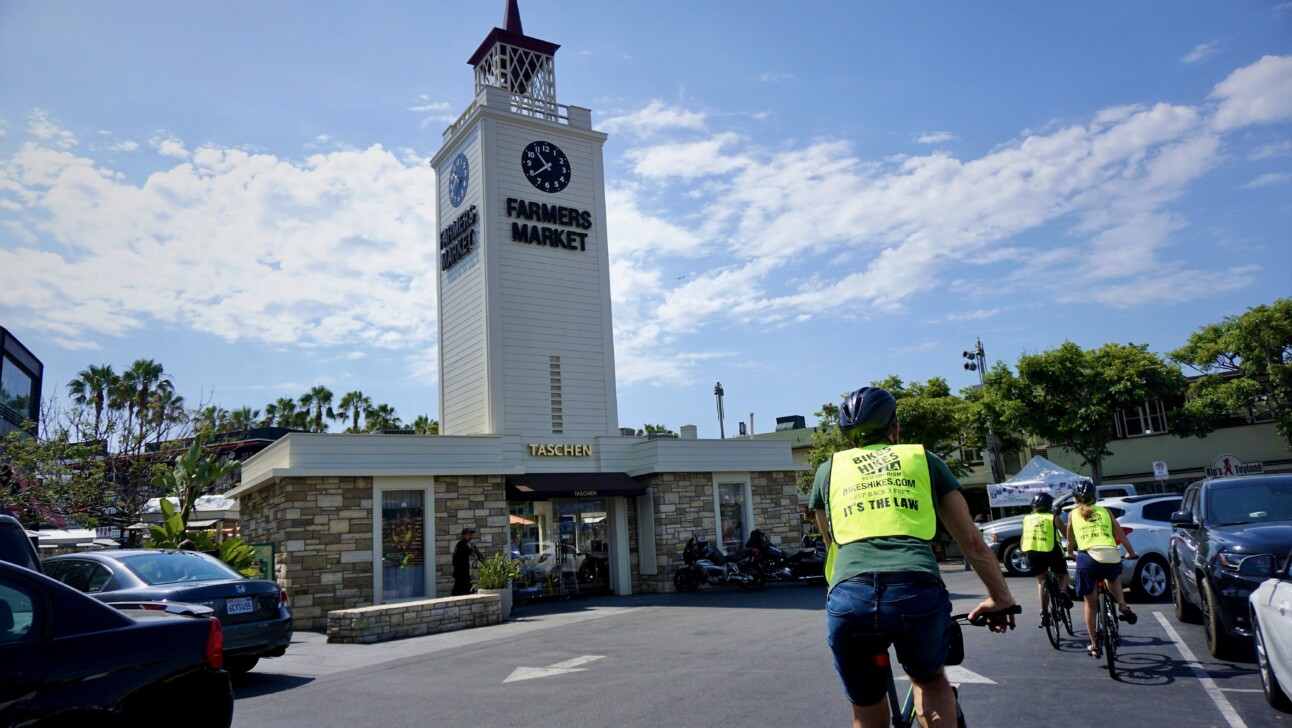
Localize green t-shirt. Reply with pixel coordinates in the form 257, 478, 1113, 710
809, 447, 961, 588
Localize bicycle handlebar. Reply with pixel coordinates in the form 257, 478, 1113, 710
953, 604, 1023, 627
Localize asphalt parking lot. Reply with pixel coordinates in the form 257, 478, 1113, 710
232, 566, 1289, 727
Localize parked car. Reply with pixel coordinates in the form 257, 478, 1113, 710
1251, 548, 1292, 713
0, 559, 233, 726
43, 548, 292, 674
1170, 474, 1292, 659
1060, 493, 1182, 601
0, 514, 42, 573
979, 484, 1140, 576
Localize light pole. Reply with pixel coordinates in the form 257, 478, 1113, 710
714, 382, 726, 439
963, 339, 1006, 484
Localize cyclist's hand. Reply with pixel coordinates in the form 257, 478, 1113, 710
969, 597, 1018, 633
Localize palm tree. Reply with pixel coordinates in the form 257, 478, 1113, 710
228, 406, 260, 431
299, 386, 334, 433
270, 397, 298, 428
66, 364, 117, 437
194, 405, 230, 433
147, 386, 185, 443
115, 359, 170, 443
336, 391, 371, 433
365, 403, 401, 432
411, 415, 439, 435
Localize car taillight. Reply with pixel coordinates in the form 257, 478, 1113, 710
278, 588, 289, 609
205, 617, 224, 670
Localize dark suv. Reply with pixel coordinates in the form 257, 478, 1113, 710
1170, 474, 1292, 658
0, 515, 41, 573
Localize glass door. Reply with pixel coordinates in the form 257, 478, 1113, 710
381, 490, 425, 601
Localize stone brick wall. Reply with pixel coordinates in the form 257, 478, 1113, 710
632, 470, 800, 593
433, 475, 507, 596
239, 477, 375, 631
327, 593, 500, 644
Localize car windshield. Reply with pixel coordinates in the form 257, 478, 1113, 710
1206, 481, 1292, 526
120, 552, 242, 585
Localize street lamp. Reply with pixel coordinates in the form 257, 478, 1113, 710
714, 382, 726, 439
963, 339, 1006, 484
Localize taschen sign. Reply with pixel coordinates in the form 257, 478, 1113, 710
1205, 454, 1264, 478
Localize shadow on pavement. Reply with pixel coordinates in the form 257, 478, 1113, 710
232, 672, 315, 699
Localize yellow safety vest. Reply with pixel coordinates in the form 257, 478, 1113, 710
1070, 506, 1116, 551
1021, 513, 1056, 552
827, 444, 936, 545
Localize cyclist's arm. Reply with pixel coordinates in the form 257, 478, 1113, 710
937, 489, 1015, 624
812, 509, 831, 549
1110, 519, 1138, 559
1065, 519, 1075, 559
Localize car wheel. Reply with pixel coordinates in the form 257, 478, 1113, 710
1171, 561, 1202, 624
1132, 555, 1170, 602
1001, 540, 1030, 577
224, 656, 259, 675
1202, 578, 1241, 660
1255, 612, 1292, 712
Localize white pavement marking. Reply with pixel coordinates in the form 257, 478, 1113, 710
943, 666, 996, 685
504, 655, 606, 683
1219, 689, 1263, 694
1153, 612, 1247, 728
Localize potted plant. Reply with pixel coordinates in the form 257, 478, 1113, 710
473, 552, 521, 620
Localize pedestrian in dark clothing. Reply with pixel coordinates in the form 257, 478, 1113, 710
452, 526, 481, 596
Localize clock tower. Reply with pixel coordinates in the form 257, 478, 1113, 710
431, 1, 619, 437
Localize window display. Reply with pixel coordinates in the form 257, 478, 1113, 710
381, 490, 425, 601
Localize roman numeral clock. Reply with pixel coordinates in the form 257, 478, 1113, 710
430, 2, 618, 439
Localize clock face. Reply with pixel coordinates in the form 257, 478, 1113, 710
448, 153, 469, 207
521, 140, 571, 193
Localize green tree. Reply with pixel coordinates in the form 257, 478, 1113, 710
115, 358, 171, 443
66, 364, 117, 439
336, 391, 371, 432
410, 415, 439, 435
150, 434, 240, 528
797, 400, 849, 494
634, 424, 676, 437
365, 403, 401, 432
998, 342, 1185, 483
874, 376, 975, 478
1169, 298, 1292, 449
228, 406, 260, 430
0, 427, 108, 527
299, 385, 334, 433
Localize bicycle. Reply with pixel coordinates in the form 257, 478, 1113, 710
879, 605, 1022, 728
1041, 567, 1074, 649
1094, 578, 1121, 678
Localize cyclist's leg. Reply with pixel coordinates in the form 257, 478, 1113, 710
848, 699, 890, 728
1074, 554, 1101, 654
826, 579, 894, 727
887, 578, 954, 728
910, 670, 958, 728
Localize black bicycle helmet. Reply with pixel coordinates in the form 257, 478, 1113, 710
1031, 492, 1054, 513
1073, 481, 1096, 504
839, 387, 898, 437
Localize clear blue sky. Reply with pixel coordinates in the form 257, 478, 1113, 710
2, 1, 1290, 437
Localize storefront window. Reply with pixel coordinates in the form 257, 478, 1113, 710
0, 355, 33, 422
508, 498, 610, 600
719, 482, 746, 553
381, 490, 425, 601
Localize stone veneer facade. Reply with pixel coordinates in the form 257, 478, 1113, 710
239, 470, 800, 629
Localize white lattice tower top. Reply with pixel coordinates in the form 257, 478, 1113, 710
468, 0, 561, 119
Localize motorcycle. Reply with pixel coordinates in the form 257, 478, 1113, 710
746, 530, 826, 584
673, 534, 765, 592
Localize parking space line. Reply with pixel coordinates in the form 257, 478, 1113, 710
1153, 612, 1247, 728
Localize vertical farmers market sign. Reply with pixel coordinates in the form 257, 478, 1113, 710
440, 205, 478, 271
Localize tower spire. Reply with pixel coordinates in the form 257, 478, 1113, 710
503, 0, 523, 35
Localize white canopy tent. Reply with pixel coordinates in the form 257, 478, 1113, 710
986, 456, 1093, 508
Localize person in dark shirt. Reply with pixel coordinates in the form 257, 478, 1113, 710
452, 526, 481, 596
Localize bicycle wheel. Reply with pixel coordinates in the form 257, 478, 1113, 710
953, 685, 967, 728
1060, 597, 1074, 636
1044, 579, 1062, 649
1101, 588, 1118, 677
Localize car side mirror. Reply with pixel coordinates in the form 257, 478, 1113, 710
1170, 510, 1197, 528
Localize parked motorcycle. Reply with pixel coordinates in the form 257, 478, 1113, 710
673, 534, 765, 592
746, 530, 826, 584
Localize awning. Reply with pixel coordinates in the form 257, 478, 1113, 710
187, 519, 220, 528
505, 472, 647, 501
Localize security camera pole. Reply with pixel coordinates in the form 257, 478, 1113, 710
963, 339, 1006, 484
714, 382, 725, 439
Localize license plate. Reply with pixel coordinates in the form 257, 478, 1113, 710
226, 596, 254, 615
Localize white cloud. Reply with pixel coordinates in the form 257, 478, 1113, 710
108, 140, 139, 152
1210, 55, 1292, 131
759, 73, 794, 83
27, 110, 76, 149
600, 100, 707, 136
916, 131, 956, 144
1182, 41, 1219, 65
626, 132, 750, 178
150, 134, 189, 158
1250, 140, 1292, 159
0, 121, 438, 351
1245, 172, 1291, 188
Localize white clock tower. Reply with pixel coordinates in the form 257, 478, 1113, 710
431, 0, 619, 437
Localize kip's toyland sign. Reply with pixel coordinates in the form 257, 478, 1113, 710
1205, 454, 1264, 478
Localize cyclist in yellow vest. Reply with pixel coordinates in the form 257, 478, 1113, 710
810, 386, 1017, 728
1021, 492, 1072, 627
1064, 481, 1139, 658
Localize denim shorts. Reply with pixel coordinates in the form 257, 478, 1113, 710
1074, 552, 1122, 597
825, 573, 952, 706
